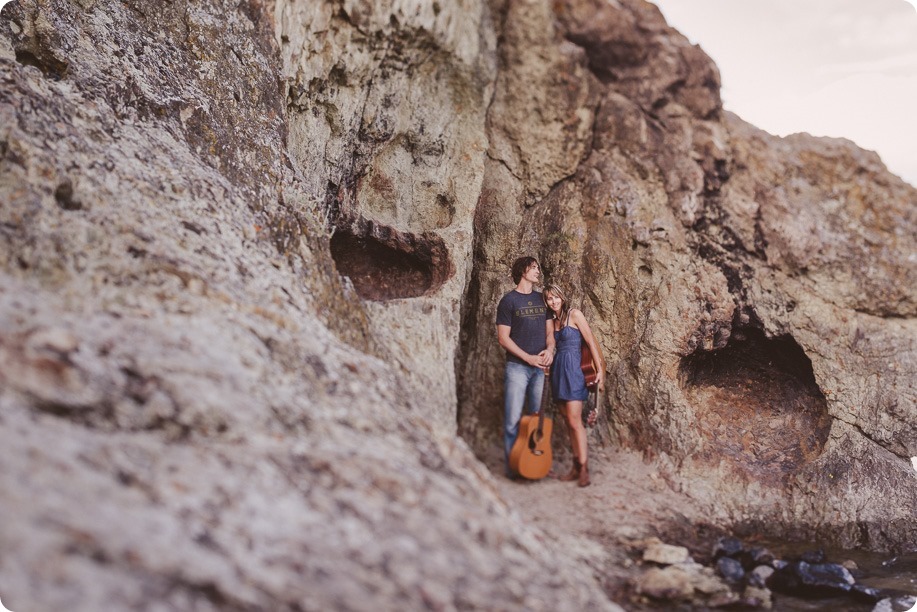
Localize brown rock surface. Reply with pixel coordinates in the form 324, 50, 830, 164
1, 0, 914, 609
457, 0, 916, 552
0, 1, 616, 609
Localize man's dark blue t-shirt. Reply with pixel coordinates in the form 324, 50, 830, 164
496, 290, 549, 364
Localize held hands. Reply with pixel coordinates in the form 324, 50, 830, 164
538, 348, 554, 368
527, 350, 552, 370
525, 353, 545, 369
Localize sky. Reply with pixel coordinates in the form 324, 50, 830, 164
651, 0, 917, 187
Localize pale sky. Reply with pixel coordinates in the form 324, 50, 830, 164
652, 0, 917, 187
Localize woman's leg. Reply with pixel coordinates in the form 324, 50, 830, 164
565, 400, 591, 486
565, 400, 587, 464
558, 401, 581, 481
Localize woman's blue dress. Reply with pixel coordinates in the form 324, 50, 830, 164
552, 325, 589, 402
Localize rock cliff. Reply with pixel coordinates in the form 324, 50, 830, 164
0, 0, 913, 609
458, 0, 916, 552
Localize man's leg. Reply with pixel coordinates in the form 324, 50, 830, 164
503, 361, 529, 472
525, 366, 546, 415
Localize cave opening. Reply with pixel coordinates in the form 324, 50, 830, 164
329, 220, 451, 301
679, 327, 832, 484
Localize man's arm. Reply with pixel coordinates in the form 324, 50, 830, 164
497, 325, 545, 368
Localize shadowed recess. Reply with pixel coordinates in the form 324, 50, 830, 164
679, 327, 832, 485
330, 216, 452, 301
15, 49, 69, 81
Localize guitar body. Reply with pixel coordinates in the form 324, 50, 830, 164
581, 342, 598, 391
508, 413, 553, 479
508, 371, 554, 480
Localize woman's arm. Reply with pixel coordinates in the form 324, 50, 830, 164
571, 309, 605, 389
542, 319, 556, 367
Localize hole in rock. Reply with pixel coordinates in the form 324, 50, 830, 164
15, 49, 69, 80
329, 220, 451, 301
54, 181, 82, 210
679, 327, 831, 485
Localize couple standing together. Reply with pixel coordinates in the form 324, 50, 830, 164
496, 256, 605, 487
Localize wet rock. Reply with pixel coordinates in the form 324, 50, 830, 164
842, 559, 867, 580
851, 584, 886, 604
716, 556, 745, 582
811, 562, 855, 586
713, 536, 744, 559
742, 547, 777, 570
748, 565, 775, 588
768, 560, 855, 597
800, 549, 827, 564
872, 595, 917, 612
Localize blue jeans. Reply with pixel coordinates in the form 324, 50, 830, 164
503, 360, 545, 471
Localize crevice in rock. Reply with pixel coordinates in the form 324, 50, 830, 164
835, 415, 911, 462
485, 150, 523, 183
562, 34, 646, 84
329, 215, 452, 301
14, 48, 69, 81
679, 327, 832, 485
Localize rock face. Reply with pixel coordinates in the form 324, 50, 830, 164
0, 0, 914, 610
0, 1, 615, 609
457, 0, 916, 551
277, 0, 495, 428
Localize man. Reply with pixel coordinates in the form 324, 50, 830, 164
496, 256, 555, 477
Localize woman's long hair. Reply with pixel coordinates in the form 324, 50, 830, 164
543, 284, 571, 327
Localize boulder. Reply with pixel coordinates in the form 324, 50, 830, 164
716, 556, 745, 583
748, 565, 775, 588
767, 560, 856, 597
713, 536, 745, 559
635, 563, 734, 604
642, 538, 692, 565
872, 595, 917, 612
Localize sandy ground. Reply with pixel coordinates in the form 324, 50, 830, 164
483, 436, 916, 612
482, 441, 715, 606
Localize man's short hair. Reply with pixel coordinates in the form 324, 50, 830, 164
511, 256, 538, 284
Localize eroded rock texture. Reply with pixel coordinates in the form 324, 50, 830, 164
0, 0, 615, 609
458, 0, 916, 550
0, 0, 914, 609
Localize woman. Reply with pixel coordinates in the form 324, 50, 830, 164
544, 284, 605, 487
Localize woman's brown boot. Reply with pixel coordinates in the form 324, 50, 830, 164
558, 458, 581, 481
577, 460, 591, 487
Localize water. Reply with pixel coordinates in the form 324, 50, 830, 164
764, 544, 917, 611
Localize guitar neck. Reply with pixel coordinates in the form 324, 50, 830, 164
538, 370, 551, 426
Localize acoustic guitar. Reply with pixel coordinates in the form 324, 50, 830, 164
508, 370, 553, 479
580, 342, 600, 427
581, 342, 598, 391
